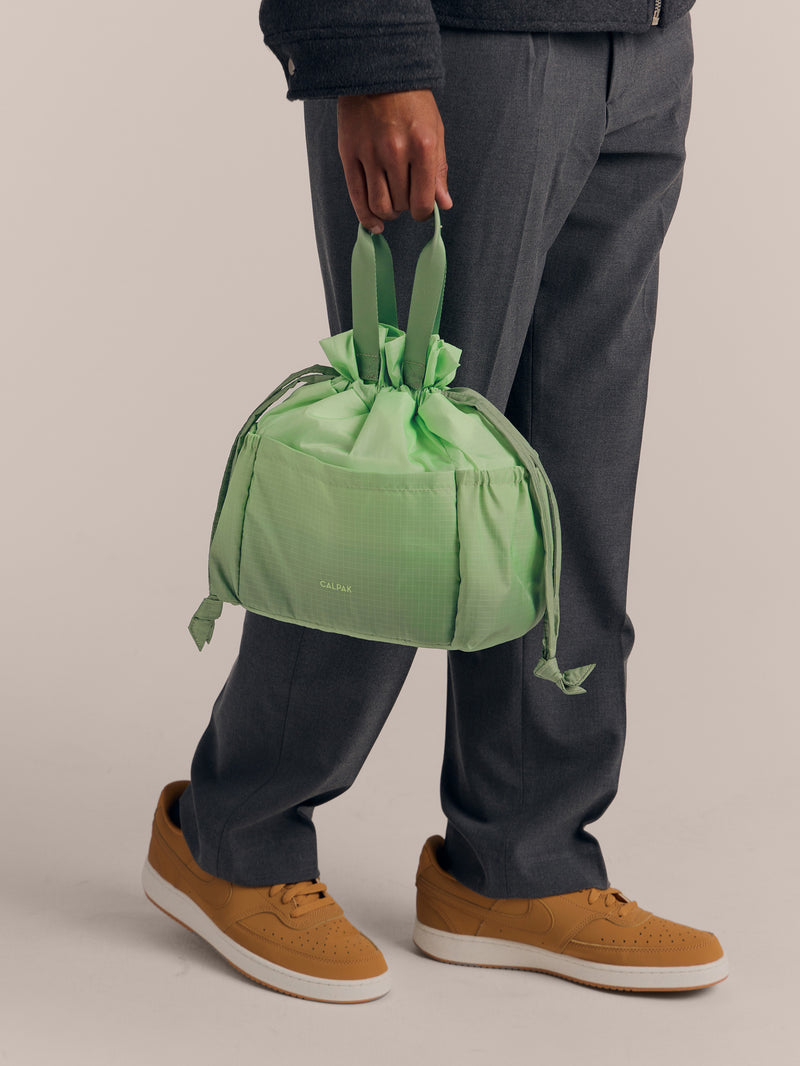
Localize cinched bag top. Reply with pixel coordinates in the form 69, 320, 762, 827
188, 203, 595, 695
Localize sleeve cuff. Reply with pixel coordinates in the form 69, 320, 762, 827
264, 25, 445, 101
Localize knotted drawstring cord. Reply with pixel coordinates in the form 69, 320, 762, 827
189, 363, 597, 695
188, 363, 341, 650
443, 386, 595, 695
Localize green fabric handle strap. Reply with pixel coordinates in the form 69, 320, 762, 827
190, 204, 594, 695
352, 203, 446, 391
190, 204, 448, 649
351, 224, 398, 384
444, 386, 596, 696
351, 202, 593, 693
188, 362, 340, 650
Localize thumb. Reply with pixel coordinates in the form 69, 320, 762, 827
437, 164, 453, 209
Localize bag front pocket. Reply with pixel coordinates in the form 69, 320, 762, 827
238, 435, 460, 647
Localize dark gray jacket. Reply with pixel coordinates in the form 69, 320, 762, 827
258, 1, 695, 101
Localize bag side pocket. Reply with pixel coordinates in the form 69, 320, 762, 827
208, 431, 261, 604
450, 466, 544, 651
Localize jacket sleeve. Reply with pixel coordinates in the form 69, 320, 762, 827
258, 1, 445, 101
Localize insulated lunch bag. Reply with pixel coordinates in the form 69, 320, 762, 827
188, 204, 595, 695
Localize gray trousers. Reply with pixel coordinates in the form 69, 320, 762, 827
179, 15, 694, 898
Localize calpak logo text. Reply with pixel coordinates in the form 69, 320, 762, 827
320, 580, 352, 593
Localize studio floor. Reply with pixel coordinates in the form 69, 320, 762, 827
3, 643, 793, 1066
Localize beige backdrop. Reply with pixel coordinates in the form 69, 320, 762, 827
2, 2, 797, 1063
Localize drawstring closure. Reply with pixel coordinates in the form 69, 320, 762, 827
443, 385, 595, 695
188, 361, 597, 697
188, 363, 340, 650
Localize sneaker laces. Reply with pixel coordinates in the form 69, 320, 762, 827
268, 879, 334, 916
586, 887, 638, 917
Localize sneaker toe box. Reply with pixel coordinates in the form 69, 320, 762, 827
232, 913, 388, 981
565, 913, 725, 969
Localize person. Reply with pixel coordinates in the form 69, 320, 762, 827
142, 1, 728, 1003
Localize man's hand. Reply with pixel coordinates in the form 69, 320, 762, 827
337, 89, 453, 234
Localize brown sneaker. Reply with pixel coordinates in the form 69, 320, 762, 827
413, 835, 728, 992
142, 781, 390, 1003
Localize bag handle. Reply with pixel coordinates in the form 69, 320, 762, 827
351, 203, 447, 391
404, 202, 446, 389
351, 227, 398, 383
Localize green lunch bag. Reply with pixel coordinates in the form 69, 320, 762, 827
188, 203, 595, 695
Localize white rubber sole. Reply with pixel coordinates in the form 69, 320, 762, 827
413, 920, 729, 992
142, 861, 391, 1003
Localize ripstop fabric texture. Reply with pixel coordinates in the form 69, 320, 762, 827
188, 204, 594, 695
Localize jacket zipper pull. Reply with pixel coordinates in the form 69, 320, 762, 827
652, 0, 662, 24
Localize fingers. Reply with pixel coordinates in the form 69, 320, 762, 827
339, 154, 396, 233
337, 91, 453, 234
409, 140, 452, 223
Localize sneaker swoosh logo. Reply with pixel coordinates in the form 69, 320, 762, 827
425, 881, 554, 937
487, 899, 554, 935
153, 819, 236, 910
